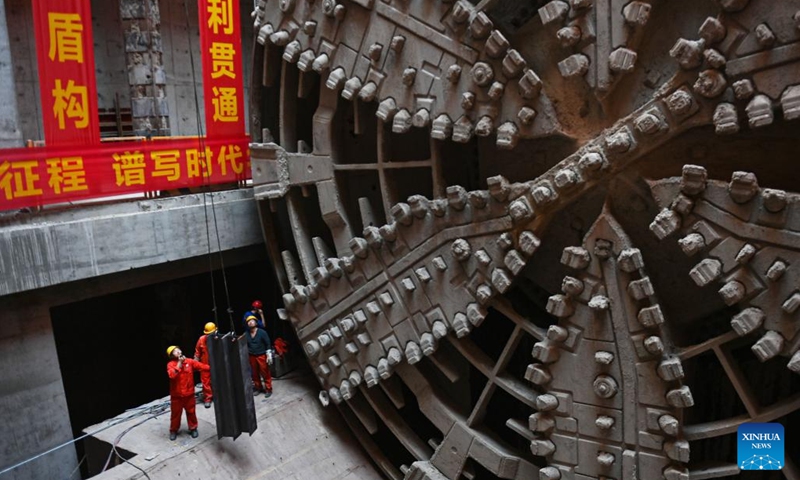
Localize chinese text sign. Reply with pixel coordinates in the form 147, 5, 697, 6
199, 0, 246, 137
33, 0, 100, 146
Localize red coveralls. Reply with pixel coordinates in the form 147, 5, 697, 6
247, 328, 273, 393
194, 335, 213, 402
167, 358, 209, 433
249, 353, 272, 393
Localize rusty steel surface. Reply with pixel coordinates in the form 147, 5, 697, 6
207, 333, 259, 439
247, 0, 800, 479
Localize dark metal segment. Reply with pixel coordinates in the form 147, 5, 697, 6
208, 332, 257, 440
234, 335, 258, 436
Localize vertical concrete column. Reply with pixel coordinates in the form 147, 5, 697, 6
0, 296, 78, 479
120, 0, 170, 137
0, 0, 23, 148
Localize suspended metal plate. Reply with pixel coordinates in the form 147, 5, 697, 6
208, 332, 257, 439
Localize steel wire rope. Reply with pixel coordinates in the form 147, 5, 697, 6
181, 0, 219, 325
99, 400, 170, 473
64, 454, 85, 480
183, 0, 237, 334
102, 413, 161, 480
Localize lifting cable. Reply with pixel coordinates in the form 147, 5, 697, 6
183, 0, 236, 334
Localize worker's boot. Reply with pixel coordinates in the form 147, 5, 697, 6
264, 390, 272, 398
169, 432, 177, 441
190, 429, 198, 438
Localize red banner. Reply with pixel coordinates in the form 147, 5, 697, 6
33, 0, 100, 146
198, 0, 246, 137
0, 137, 250, 211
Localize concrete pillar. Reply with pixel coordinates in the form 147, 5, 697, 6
158, 0, 204, 137
0, 296, 78, 479
0, 0, 24, 148
120, 0, 169, 137
91, 0, 130, 113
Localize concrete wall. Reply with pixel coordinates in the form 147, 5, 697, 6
5, 0, 254, 141
0, 188, 263, 297
160, 0, 253, 136
160, 0, 205, 136
240, 0, 253, 135
0, 297, 78, 480
6, 0, 42, 143
0, 1, 23, 148
6, 0, 131, 138
92, 0, 129, 112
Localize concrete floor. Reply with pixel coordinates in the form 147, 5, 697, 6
84, 372, 382, 480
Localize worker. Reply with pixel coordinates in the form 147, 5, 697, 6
193, 322, 216, 408
241, 300, 265, 330
243, 316, 273, 397
166, 345, 210, 440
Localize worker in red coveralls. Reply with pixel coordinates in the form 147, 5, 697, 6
243, 316, 273, 397
193, 322, 216, 409
166, 345, 210, 440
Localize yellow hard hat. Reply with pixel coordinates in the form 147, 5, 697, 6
166, 345, 178, 357
204, 322, 217, 334
245, 315, 258, 324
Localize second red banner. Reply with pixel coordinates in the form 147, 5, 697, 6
198, 0, 246, 138
32, 0, 100, 146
